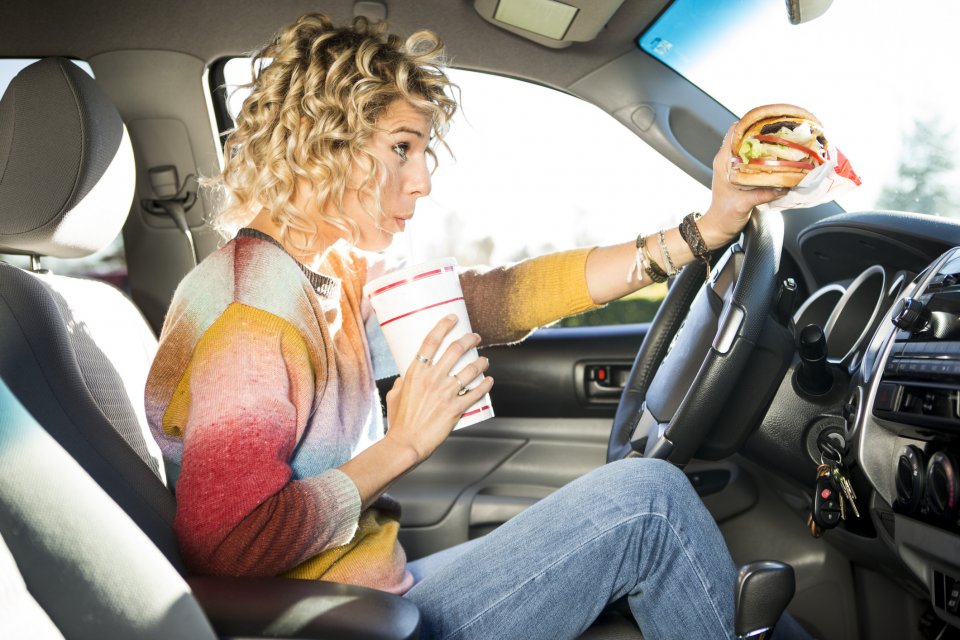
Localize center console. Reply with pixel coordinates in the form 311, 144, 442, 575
862, 249, 960, 625
875, 261, 960, 533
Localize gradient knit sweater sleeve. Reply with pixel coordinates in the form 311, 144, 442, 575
460, 247, 601, 345
159, 301, 360, 577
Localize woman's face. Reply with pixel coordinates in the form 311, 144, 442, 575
339, 99, 434, 252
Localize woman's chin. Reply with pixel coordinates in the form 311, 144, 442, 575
356, 229, 398, 253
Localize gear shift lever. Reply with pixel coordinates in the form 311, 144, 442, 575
735, 561, 795, 639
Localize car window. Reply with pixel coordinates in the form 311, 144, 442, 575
213, 60, 713, 326
640, 0, 960, 218
0, 58, 128, 291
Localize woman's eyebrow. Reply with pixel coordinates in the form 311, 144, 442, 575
389, 126, 425, 138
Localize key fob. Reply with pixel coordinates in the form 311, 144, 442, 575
812, 472, 841, 529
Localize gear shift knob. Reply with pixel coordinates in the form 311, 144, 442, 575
735, 561, 795, 639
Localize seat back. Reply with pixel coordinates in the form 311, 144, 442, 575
0, 379, 217, 640
0, 57, 179, 566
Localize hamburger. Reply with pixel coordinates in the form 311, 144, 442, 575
728, 104, 829, 188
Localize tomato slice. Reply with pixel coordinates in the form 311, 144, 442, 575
730, 157, 814, 170
754, 134, 826, 165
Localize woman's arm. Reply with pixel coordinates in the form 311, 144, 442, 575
170, 303, 361, 577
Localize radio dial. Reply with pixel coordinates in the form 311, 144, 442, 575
892, 297, 930, 333
925, 451, 959, 521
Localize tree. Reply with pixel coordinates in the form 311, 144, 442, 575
876, 116, 959, 216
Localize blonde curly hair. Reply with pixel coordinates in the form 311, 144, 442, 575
208, 13, 458, 252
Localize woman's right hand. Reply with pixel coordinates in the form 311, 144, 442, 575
383, 314, 494, 464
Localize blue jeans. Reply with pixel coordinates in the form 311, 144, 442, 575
405, 458, 738, 639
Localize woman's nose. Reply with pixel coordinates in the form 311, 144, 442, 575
407, 157, 432, 198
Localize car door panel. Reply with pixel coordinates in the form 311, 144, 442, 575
393, 322, 762, 560
394, 325, 645, 559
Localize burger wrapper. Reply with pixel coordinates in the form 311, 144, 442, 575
746, 148, 862, 211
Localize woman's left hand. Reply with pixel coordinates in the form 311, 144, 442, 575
698, 123, 787, 247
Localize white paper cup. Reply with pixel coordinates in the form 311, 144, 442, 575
363, 258, 494, 429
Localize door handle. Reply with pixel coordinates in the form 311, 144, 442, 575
582, 363, 632, 403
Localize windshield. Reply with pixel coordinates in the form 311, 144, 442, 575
640, 0, 960, 217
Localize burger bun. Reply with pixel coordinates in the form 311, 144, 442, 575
728, 164, 807, 188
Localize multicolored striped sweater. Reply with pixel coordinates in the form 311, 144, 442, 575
145, 229, 598, 593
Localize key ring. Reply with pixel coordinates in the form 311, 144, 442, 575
819, 440, 843, 466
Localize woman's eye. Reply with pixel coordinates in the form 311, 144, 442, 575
392, 143, 409, 162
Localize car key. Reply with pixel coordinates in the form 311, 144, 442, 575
836, 473, 846, 521
824, 461, 847, 521
832, 464, 860, 518
810, 463, 842, 532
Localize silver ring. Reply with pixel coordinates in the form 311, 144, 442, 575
416, 354, 431, 365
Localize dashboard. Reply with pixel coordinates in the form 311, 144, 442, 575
751, 211, 960, 629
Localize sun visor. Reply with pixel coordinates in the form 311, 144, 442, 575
474, 0, 625, 49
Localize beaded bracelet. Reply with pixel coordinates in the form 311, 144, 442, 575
679, 212, 711, 277
627, 232, 646, 284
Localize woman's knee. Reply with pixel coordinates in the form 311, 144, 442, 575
583, 458, 698, 513
603, 457, 691, 492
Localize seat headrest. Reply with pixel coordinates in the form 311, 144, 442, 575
0, 58, 135, 258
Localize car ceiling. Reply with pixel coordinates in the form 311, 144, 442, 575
0, 0, 667, 90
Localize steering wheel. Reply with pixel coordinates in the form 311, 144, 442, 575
607, 207, 784, 465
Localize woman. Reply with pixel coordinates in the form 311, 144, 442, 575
145, 13, 790, 639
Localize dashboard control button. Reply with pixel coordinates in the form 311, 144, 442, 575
875, 383, 899, 411
892, 297, 931, 333
949, 583, 960, 614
